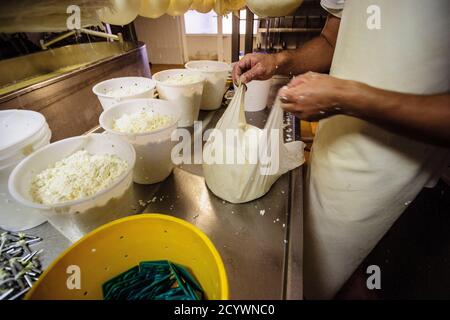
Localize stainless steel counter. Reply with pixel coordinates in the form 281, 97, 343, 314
10, 101, 304, 300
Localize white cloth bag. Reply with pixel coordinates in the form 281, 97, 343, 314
203, 84, 305, 203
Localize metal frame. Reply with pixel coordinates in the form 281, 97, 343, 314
244, 8, 255, 54
40, 28, 123, 50
231, 12, 240, 62
231, 8, 256, 60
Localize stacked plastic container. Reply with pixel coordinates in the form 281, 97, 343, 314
0, 110, 51, 231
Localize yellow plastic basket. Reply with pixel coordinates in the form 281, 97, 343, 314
26, 214, 228, 300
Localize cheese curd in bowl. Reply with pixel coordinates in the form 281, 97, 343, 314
30, 150, 128, 205
100, 98, 181, 185
112, 111, 173, 134
8, 134, 136, 242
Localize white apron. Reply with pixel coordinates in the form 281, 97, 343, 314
304, 0, 450, 299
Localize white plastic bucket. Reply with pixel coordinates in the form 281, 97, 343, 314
92, 77, 156, 110
153, 69, 204, 127
234, 79, 272, 112
8, 134, 136, 242
99, 98, 181, 185
185, 60, 230, 111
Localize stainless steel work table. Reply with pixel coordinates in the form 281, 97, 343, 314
16, 101, 305, 300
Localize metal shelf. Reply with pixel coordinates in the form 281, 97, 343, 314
258, 27, 322, 33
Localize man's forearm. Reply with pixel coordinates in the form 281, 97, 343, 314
342, 82, 450, 146
273, 14, 340, 76
273, 35, 336, 76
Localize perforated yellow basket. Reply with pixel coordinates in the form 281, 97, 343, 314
26, 214, 228, 300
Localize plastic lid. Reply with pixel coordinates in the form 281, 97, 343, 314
0, 110, 46, 154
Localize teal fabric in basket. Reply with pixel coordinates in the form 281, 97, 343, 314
102, 260, 204, 300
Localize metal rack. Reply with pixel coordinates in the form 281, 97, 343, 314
231, 0, 327, 60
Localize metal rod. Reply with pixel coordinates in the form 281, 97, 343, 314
79, 28, 123, 43
40, 28, 123, 50
40, 30, 76, 49
244, 8, 255, 54
258, 27, 322, 33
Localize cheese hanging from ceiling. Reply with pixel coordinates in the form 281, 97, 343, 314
139, 0, 170, 18
246, 0, 304, 17
166, 0, 193, 16
97, 0, 140, 25
214, 0, 246, 16
225, 0, 246, 11
190, 0, 214, 13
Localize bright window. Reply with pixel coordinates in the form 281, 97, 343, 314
184, 10, 258, 35
184, 10, 218, 34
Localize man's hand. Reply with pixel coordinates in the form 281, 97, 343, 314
231, 14, 340, 85
278, 72, 352, 121
279, 72, 450, 146
232, 53, 279, 85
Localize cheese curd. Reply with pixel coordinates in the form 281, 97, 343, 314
30, 150, 128, 205
112, 111, 172, 134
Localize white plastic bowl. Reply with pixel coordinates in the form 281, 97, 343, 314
185, 60, 231, 111
153, 69, 205, 127
100, 98, 181, 185
8, 134, 136, 242
92, 77, 156, 110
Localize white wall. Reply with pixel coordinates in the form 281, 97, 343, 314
185, 35, 251, 63
135, 15, 254, 65
134, 15, 185, 65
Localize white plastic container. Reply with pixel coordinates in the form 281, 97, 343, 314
92, 77, 156, 110
234, 79, 272, 112
0, 109, 51, 231
185, 60, 231, 111
99, 99, 181, 185
8, 134, 136, 242
153, 69, 204, 127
